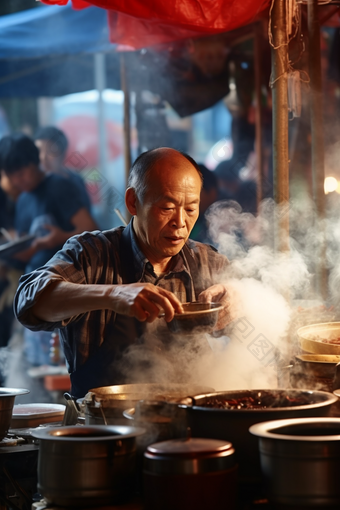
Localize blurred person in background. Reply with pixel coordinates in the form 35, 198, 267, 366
190, 163, 219, 244
0, 133, 98, 401
214, 116, 255, 199
0, 174, 22, 386
34, 126, 92, 213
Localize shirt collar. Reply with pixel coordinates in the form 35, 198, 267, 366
123, 218, 190, 281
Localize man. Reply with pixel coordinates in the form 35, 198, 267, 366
0, 134, 97, 274
14, 148, 231, 398
34, 126, 92, 213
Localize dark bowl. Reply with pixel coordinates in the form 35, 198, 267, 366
167, 302, 223, 334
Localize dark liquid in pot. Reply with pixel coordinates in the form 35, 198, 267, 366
202, 391, 318, 410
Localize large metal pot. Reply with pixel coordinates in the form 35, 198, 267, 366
182, 389, 337, 481
0, 388, 29, 439
32, 425, 145, 507
250, 417, 340, 507
77, 383, 213, 426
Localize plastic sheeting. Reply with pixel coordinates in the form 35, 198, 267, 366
0, 4, 120, 97
41, 0, 271, 48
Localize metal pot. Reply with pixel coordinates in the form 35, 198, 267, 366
182, 389, 337, 481
0, 388, 29, 439
143, 437, 237, 510
250, 417, 340, 507
76, 384, 213, 426
123, 399, 192, 449
290, 354, 340, 392
32, 425, 145, 507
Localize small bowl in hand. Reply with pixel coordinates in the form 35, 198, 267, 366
166, 302, 223, 334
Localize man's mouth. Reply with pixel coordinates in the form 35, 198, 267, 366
165, 236, 185, 244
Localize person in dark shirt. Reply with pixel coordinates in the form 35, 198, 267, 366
34, 126, 92, 213
0, 134, 97, 274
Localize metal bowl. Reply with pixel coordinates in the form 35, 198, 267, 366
297, 322, 340, 355
167, 302, 223, 333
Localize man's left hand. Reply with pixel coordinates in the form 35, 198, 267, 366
198, 284, 233, 331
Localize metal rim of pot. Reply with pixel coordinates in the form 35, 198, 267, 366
183, 389, 338, 413
32, 425, 146, 442
250, 417, 340, 441
0, 388, 29, 397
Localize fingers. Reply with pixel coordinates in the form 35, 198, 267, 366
198, 284, 227, 304
122, 284, 184, 323
140, 287, 183, 322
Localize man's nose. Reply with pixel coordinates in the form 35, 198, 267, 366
172, 208, 185, 228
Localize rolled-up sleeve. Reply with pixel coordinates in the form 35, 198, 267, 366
14, 233, 96, 332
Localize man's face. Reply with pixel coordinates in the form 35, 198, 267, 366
5, 165, 41, 193
35, 139, 62, 173
130, 153, 201, 266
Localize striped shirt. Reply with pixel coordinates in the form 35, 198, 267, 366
14, 220, 229, 375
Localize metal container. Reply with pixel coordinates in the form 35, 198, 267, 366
182, 389, 337, 481
290, 354, 340, 392
297, 322, 340, 355
11, 403, 65, 429
32, 425, 145, 507
250, 417, 340, 507
77, 383, 213, 426
144, 437, 237, 510
166, 302, 223, 333
0, 388, 29, 439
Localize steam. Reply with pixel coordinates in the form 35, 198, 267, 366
118, 196, 340, 392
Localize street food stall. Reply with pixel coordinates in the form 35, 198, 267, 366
1, 0, 340, 509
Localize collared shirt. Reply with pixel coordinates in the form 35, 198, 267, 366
14, 220, 229, 376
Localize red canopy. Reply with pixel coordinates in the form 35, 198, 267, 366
41, 0, 271, 48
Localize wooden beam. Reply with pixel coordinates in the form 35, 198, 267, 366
271, 0, 290, 252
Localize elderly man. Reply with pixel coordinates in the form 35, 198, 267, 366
15, 148, 230, 398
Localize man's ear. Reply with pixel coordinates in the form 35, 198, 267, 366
125, 187, 138, 216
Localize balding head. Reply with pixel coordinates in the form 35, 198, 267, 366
128, 148, 202, 203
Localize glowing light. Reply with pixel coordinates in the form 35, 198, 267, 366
324, 176, 338, 194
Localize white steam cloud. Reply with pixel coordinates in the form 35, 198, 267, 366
119, 196, 340, 393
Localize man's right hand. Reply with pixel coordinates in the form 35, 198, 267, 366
108, 283, 184, 323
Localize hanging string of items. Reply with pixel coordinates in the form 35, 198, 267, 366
269, 0, 311, 118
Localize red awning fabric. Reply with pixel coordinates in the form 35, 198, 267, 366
41, 0, 271, 48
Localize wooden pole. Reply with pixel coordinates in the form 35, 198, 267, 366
271, 0, 290, 253
254, 23, 264, 209
120, 54, 132, 190
308, 0, 327, 300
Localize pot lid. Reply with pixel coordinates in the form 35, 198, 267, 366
146, 437, 233, 457
12, 403, 65, 419
144, 438, 236, 475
